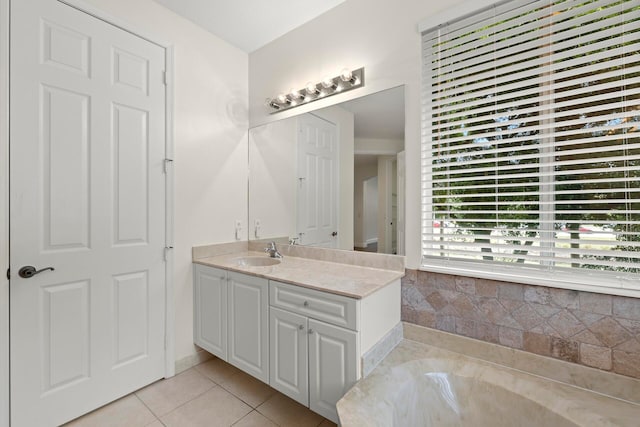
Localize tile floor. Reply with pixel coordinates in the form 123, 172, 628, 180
65, 357, 338, 427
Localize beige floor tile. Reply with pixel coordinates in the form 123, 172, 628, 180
257, 393, 324, 427
318, 419, 338, 427
220, 370, 277, 408
136, 367, 214, 417
145, 421, 165, 427
232, 410, 278, 427
195, 357, 242, 385
65, 394, 157, 427
161, 385, 252, 427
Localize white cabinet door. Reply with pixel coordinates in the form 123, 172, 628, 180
270, 307, 308, 406
228, 272, 269, 383
308, 319, 358, 423
193, 265, 227, 360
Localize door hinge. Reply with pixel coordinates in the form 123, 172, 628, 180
164, 246, 173, 262
6, 268, 9, 280
162, 70, 168, 85
163, 158, 173, 174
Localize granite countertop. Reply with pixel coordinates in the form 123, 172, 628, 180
193, 251, 404, 299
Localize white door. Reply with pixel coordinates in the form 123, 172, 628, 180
362, 176, 379, 248
297, 114, 339, 248
193, 265, 227, 360
396, 151, 405, 256
308, 319, 358, 423
227, 272, 269, 383
9, 1, 167, 425
269, 307, 308, 406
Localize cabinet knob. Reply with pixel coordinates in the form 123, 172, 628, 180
303, 301, 309, 307
299, 325, 304, 330
308, 329, 314, 334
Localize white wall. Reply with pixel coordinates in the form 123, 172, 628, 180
80, 0, 249, 364
249, 0, 469, 268
249, 118, 297, 240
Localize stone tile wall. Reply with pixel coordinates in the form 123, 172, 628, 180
401, 270, 640, 379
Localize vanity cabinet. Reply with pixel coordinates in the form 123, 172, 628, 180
308, 318, 357, 420
194, 260, 401, 424
227, 271, 269, 383
270, 307, 309, 405
269, 280, 358, 422
193, 264, 227, 359
193, 265, 269, 383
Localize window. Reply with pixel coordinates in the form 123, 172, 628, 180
421, 0, 639, 294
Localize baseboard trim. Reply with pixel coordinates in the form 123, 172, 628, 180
174, 347, 213, 375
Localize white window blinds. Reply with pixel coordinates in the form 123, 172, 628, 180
421, 0, 640, 292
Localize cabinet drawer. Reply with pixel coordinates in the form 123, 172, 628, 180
270, 281, 358, 331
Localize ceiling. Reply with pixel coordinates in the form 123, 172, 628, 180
153, 0, 346, 52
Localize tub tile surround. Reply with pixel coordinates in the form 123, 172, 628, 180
403, 323, 640, 405
337, 332, 640, 427
401, 269, 640, 379
193, 242, 405, 298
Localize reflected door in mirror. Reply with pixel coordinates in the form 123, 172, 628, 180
297, 114, 338, 248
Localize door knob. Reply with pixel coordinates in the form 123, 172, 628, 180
331, 231, 338, 237
18, 266, 55, 278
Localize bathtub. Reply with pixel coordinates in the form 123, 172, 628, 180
338, 340, 640, 426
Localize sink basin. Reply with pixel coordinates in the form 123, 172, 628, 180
234, 256, 281, 267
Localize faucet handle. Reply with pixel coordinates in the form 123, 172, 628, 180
265, 241, 277, 253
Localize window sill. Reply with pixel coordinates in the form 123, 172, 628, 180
419, 261, 640, 298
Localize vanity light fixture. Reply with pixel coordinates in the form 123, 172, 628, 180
277, 93, 292, 105
267, 67, 365, 114
305, 82, 320, 96
265, 98, 281, 110
290, 88, 304, 100
321, 76, 338, 91
340, 68, 357, 84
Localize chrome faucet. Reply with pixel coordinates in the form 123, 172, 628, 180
264, 241, 283, 258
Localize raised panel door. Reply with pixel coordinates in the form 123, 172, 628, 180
296, 114, 338, 248
308, 319, 358, 423
269, 307, 308, 405
227, 272, 269, 383
193, 265, 227, 360
9, 1, 166, 425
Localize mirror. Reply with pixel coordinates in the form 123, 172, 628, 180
249, 86, 405, 255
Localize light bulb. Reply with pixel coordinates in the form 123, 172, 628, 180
340, 68, 356, 84
265, 98, 280, 110
305, 82, 319, 95
277, 93, 291, 104
321, 76, 336, 89
290, 88, 303, 100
